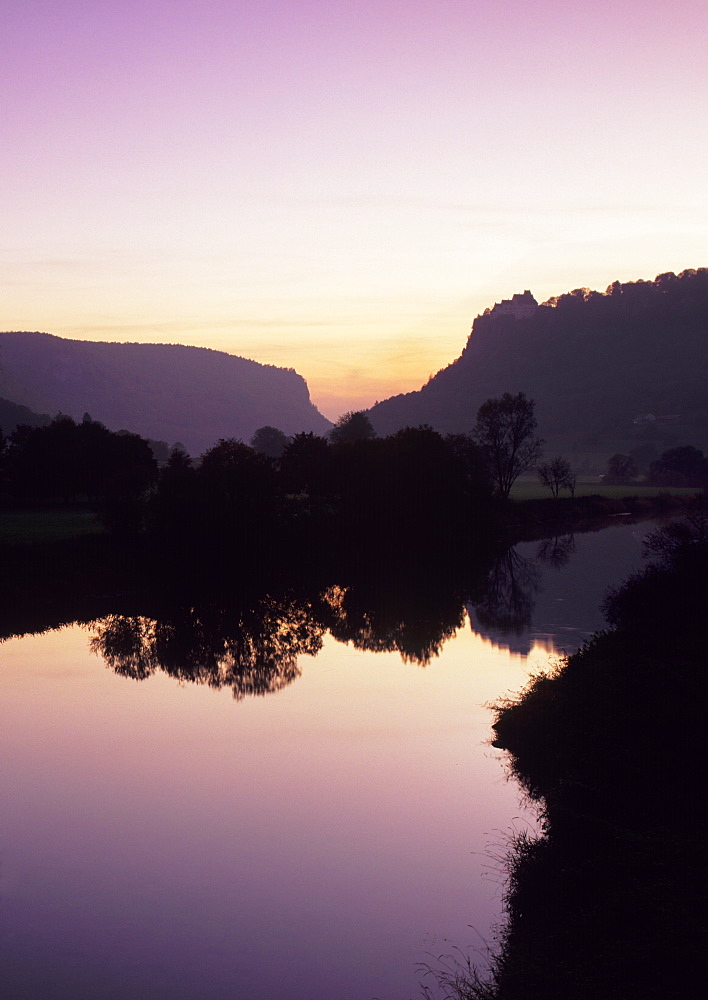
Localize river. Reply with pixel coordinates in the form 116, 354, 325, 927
0, 518, 661, 999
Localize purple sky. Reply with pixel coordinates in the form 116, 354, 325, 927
2, 0, 706, 417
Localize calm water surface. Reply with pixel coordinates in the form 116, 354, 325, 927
0, 520, 658, 999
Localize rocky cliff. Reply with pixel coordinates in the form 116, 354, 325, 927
0, 332, 331, 455
367, 269, 708, 456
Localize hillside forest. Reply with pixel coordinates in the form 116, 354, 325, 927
367, 268, 708, 464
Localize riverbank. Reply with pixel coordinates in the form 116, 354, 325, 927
500, 491, 693, 542
0, 491, 696, 547
0, 504, 104, 543
442, 517, 707, 1000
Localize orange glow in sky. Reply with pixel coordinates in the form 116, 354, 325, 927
1, 1, 706, 419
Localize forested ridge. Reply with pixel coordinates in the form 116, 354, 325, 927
368, 269, 708, 457
2, 269, 705, 463
0, 332, 331, 455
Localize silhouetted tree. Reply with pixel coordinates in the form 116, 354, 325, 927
474, 392, 543, 499
605, 453, 637, 484
197, 438, 277, 541
5, 414, 156, 512
0, 426, 6, 497
93, 429, 158, 535
445, 432, 494, 501
538, 456, 576, 498
146, 438, 170, 464
280, 432, 332, 496
329, 410, 376, 445
648, 445, 708, 487
328, 435, 387, 533
382, 425, 468, 531
7, 415, 79, 500
250, 425, 289, 459
148, 444, 196, 539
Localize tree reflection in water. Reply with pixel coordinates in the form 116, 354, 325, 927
535, 533, 575, 570
86, 562, 474, 694
322, 581, 464, 666
89, 596, 325, 699
473, 547, 542, 637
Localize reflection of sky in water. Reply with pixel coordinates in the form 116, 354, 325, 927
468, 519, 658, 657
0, 518, 659, 999
1, 622, 535, 1000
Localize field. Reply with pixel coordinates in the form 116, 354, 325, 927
509, 476, 699, 501
0, 507, 105, 544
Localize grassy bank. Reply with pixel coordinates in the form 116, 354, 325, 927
2, 488, 698, 550
499, 490, 694, 542
0, 506, 105, 543
509, 474, 698, 501
428, 519, 707, 999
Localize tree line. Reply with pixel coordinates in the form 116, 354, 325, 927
603, 445, 708, 488
5, 394, 701, 552
0, 397, 539, 542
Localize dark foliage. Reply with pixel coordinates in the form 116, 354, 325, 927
146, 444, 197, 539
145, 422, 495, 563
250, 425, 290, 459
647, 444, 708, 487
4, 415, 157, 532
279, 431, 333, 497
472, 518, 708, 999
474, 393, 543, 498
537, 456, 575, 498
367, 268, 708, 455
327, 426, 494, 554
184, 437, 278, 552
328, 409, 376, 445
604, 452, 638, 484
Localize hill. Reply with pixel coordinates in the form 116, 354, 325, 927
0, 396, 51, 436
367, 270, 708, 460
0, 332, 331, 455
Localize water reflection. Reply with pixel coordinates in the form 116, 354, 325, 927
0, 517, 677, 999
322, 580, 464, 666
535, 533, 575, 569
468, 522, 659, 657
472, 547, 542, 639
1, 519, 665, 695
475, 519, 708, 1000
0, 609, 531, 1000
86, 522, 654, 693
86, 575, 466, 694
89, 595, 324, 699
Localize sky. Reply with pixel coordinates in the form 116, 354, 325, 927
2, 0, 706, 420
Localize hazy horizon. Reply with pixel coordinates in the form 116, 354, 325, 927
2, 0, 706, 420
